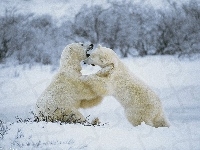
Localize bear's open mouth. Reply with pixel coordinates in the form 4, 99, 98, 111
85, 44, 95, 65
83, 62, 95, 66
86, 44, 93, 58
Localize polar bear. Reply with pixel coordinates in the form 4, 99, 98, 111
35, 43, 104, 123
82, 45, 170, 128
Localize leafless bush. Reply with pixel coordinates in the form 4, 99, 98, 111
0, 120, 9, 139
1, 0, 199, 66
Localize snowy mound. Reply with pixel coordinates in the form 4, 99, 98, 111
0, 56, 200, 149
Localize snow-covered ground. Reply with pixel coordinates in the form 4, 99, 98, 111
0, 56, 200, 149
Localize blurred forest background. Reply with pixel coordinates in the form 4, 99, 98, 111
0, 0, 199, 66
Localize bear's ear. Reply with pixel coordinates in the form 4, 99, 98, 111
97, 44, 102, 49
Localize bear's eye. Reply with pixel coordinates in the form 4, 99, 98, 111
81, 43, 84, 46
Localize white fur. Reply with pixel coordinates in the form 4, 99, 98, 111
35, 43, 103, 123
82, 45, 170, 127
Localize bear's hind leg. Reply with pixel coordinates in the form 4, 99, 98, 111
153, 114, 170, 128
62, 108, 87, 124
79, 96, 103, 109
125, 109, 144, 127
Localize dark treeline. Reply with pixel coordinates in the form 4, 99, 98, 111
0, 0, 199, 66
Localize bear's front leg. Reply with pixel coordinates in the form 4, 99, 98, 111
80, 74, 109, 97
96, 64, 114, 77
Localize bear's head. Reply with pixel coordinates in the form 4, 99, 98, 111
60, 43, 93, 66
84, 45, 119, 69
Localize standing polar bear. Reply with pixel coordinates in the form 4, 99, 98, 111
82, 45, 170, 128
35, 43, 104, 123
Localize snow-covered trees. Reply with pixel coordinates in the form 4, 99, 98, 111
155, 0, 200, 57
0, 0, 199, 66
0, 8, 69, 65
71, 0, 200, 57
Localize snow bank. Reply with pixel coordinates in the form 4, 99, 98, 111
0, 56, 200, 149
1, 121, 200, 149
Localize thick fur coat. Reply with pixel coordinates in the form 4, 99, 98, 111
82, 45, 170, 127
35, 43, 103, 123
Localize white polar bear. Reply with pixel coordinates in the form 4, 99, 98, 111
82, 45, 170, 128
35, 43, 104, 123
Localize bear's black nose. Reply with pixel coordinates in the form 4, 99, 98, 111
86, 53, 90, 57
89, 44, 93, 49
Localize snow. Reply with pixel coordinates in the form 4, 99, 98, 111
0, 56, 200, 149
0, 0, 199, 148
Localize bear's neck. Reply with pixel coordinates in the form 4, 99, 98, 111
115, 60, 129, 73
59, 59, 82, 75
